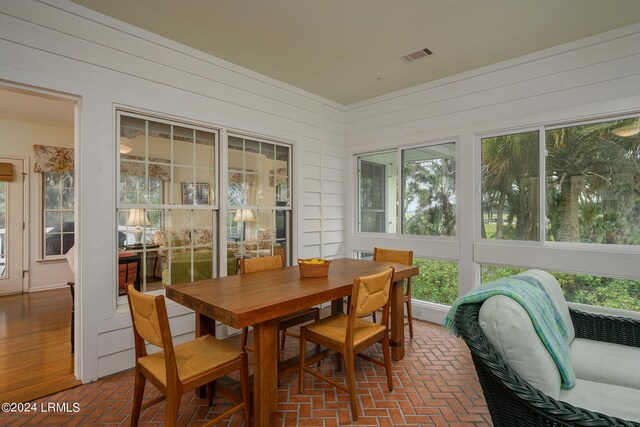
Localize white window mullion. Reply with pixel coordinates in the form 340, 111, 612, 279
396, 148, 402, 235
539, 127, 546, 244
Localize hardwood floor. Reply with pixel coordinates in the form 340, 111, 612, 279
0, 288, 80, 403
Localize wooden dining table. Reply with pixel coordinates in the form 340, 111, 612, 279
166, 257, 419, 427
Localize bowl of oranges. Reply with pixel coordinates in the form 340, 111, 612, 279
297, 258, 331, 278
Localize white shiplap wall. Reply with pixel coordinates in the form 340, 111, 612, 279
0, 0, 345, 381
345, 23, 640, 323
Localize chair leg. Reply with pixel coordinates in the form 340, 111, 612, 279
281, 328, 287, 351
406, 299, 414, 339
372, 311, 377, 323
344, 350, 359, 421
298, 328, 306, 394
240, 352, 251, 426
165, 392, 181, 427
382, 334, 394, 392
131, 368, 146, 427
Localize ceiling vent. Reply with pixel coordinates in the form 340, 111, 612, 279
401, 48, 433, 62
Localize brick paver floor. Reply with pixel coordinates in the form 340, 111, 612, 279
0, 318, 491, 426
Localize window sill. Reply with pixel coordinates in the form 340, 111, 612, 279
35, 257, 68, 264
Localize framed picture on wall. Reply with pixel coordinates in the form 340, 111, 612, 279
181, 182, 210, 205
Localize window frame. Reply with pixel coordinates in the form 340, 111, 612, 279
476, 114, 640, 250
353, 139, 459, 241
115, 109, 221, 303
41, 170, 75, 260
226, 132, 293, 266
476, 126, 544, 245
358, 157, 388, 233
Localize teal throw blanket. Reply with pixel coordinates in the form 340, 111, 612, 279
443, 274, 575, 389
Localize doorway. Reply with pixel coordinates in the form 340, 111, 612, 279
0, 85, 79, 401
0, 157, 25, 295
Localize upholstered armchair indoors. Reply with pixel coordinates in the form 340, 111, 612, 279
153, 229, 237, 286
452, 270, 640, 426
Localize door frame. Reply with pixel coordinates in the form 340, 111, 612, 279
1, 81, 81, 380
0, 155, 29, 294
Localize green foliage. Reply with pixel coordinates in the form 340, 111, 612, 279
481, 265, 640, 312
403, 155, 456, 237
411, 258, 458, 306
412, 262, 640, 312
482, 117, 640, 245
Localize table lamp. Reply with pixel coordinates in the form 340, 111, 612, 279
234, 209, 255, 241
127, 208, 150, 245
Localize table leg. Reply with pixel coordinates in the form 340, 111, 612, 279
253, 318, 279, 427
331, 298, 344, 314
196, 312, 216, 337
390, 280, 405, 361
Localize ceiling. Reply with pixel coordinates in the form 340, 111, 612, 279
0, 88, 74, 125
66, 1, 640, 105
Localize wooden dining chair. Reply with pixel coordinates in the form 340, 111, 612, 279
125, 285, 250, 427
373, 247, 415, 338
298, 267, 395, 421
239, 255, 320, 356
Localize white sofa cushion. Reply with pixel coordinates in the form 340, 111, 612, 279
479, 295, 561, 398
569, 338, 640, 390
518, 269, 575, 344
559, 379, 640, 422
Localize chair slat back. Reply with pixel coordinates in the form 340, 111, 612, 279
240, 254, 283, 274
126, 284, 169, 349
352, 267, 394, 318
373, 247, 413, 265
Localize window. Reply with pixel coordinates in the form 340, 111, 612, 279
546, 118, 640, 245
359, 160, 386, 232
481, 130, 539, 241
227, 135, 291, 269
480, 115, 640, 246
481, 264, 640, 312
412, 258, 458, 305
354, 250, 458, 306
43, 171, 74, 257
116, 112, 218, 295
356, 142, 456, 237
358, 153, 393, 233
402, 143, 456, 236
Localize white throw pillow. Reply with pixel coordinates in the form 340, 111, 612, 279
479, 295, 562, 399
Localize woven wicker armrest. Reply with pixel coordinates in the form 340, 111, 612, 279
570, 308, 640, 348
455, 303, 640, 427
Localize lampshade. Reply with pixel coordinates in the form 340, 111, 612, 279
119, 142, 133, 154
126, 208, 150, 227
234, 209, 255, 222
612, 123, 640, 138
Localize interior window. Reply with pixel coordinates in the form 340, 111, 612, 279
43, 171, 74, 257
227, 135, 291, 270
116, 112, 218, 296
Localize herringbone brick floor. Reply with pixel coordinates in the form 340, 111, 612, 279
0, 318, 491, 426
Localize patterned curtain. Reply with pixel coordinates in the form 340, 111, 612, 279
33, 145, 73, 173
120, 155, 171, 181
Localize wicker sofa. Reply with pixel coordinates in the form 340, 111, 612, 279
454, 270, 640, 426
